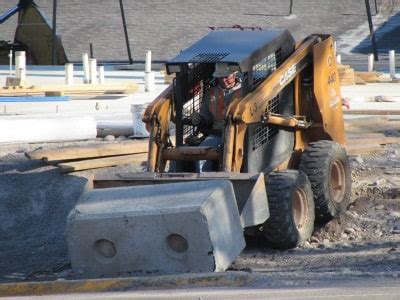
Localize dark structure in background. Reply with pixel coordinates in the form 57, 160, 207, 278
0, 0, 67, 65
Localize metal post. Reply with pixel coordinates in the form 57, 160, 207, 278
119, 0, 133, 64
90, 43, 94, 59
51, 0, 57, 65
289, 0, 293, 15
368, 53, 374, 72
365, 0, 379, 61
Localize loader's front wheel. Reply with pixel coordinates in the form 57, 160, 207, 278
299, 140, 351, 223
262, 170, 315, 249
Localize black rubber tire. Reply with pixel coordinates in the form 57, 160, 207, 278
262, 170, 315, 249
299, 140, 352, 223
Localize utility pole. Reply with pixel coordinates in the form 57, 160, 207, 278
289, 0, 293, 15
51, 0, 57, 65
365, 0, 379, 61
119, 0, 133, 64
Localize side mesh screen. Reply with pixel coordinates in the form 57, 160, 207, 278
251, 48, 282, 150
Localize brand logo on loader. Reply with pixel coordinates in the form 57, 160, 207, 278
280, 64, 297, 86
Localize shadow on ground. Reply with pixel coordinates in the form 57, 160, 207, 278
352, 11, 400, 54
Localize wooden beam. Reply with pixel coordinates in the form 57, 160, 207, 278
345, 110, 400, 115
346, 135, 400, 145
0, 83, 139, 96
346, 143, 384, 155
344, 116, 389, 128
58, 153, 148, 173
25, 141, 148, 161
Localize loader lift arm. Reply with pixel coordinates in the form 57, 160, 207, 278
222, 34, 345, 172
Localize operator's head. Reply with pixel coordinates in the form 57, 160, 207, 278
213, 63, 237, 89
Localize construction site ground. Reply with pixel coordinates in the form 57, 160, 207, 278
1, 137, 400, 289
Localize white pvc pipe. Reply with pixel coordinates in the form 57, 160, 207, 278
8, 50, 12, 76
145, 50, 152, 73
15, 51, 26, 80
89, 58, 97, 84
145, 72, 155, 92
65, 63, 74, 85
0, 116, 97, 144
389, 50, 396, 78
144, 50, 155, 92
82, 53, 90, 84
368, 54, 374, 72
336, 54, 342, 64
98, 65, 105, 84
333, 41, 337, 56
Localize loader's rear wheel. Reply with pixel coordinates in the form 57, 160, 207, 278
299, 140, 351, 223
262, 170, 315, 249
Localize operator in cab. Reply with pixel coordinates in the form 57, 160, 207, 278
190, 63, 242, 172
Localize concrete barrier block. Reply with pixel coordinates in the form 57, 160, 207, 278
66, 180, 245, 278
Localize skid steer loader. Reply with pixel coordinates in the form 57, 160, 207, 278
66, 29, 351, 278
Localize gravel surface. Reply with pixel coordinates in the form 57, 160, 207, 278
0, 140, 399, 284
0, 139, 144, 283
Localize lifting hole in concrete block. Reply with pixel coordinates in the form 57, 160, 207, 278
93, 239, 117, 261
166, 234, 189, 253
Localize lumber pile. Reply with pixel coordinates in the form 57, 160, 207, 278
338, 64, 398, 85
355, 71, 386, 83
25, 140, 148, 173
345, 116, 400, 155
0, 83, 139, 97
338, 64, 357, 86
160, 68, 175, 84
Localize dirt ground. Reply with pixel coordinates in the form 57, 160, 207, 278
0, 139, 399, 285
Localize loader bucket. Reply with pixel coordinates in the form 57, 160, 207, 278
66, 172, 269, 278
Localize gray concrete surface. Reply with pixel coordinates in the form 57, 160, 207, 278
66, 180, 245, 278
33, 284, 400, 300
2, 272, 400, 299
3, 276, 400, 299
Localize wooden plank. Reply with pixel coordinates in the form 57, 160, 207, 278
0, 96, 70, 102
344, 116, 389, 128
346, 144, 385, 155
344, 110, 400, 115
346, 121, 400, 134
346, 135, 400, 145
0, 83, 139, 96
354, 74, 366, 85
346, 132, 387, 139
58, 153, 148, 173
25, 141, 148, 161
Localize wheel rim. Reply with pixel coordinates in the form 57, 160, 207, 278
292, 188, 308, 230
330, 160, 346, 203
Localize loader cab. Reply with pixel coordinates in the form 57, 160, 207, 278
166, 29, 296, 173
